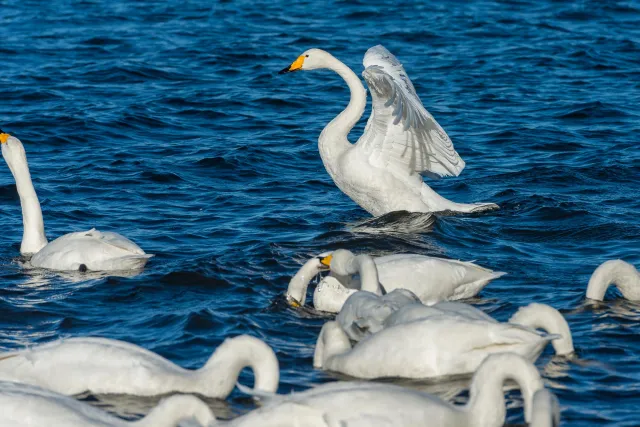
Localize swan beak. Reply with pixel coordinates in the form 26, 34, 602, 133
287, 295, 301, 308
318, 254, 332, 268
278, 55, 305, 74
0, 133, 9, 144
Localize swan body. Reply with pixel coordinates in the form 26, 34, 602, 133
286, 249, 504, 312
0, 381, 215, 427
314, 302, 573, 379
0, 132, 151, 271
586, 260, 640, 301
279, 46, 498, 216
225, 353, 545, 427
0, 335, 278, 398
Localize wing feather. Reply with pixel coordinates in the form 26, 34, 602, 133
358, 45, 465, 178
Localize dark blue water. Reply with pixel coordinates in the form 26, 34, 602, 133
1, 0, 639, 425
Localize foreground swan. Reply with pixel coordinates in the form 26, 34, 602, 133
278, 46, 498, 215
286, 249, 504, 311
0, 335, 278, 398
0, 131, 152, 271
224, 353, 545, 427
314, 303, 573, 379
0, 381, 215, 427
586, 260, 640, 301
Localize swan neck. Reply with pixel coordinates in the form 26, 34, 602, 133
508, 303, 574, 355
199, 336, 279, 397
287, 258, 323, 305
2, 144, 47, 254
318, 55, 367, 167
586, 260, 640, 301
353, 255, 380, 294
467, 355, 544, 426
132, 395, 214, 427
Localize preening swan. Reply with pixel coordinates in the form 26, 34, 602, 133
0, 131, 152, 271
0, 335, 278, 398
225, 353, 545, 427
278, 46, 498, 216
586, 260, 640, 301
0, 382, 215, 427
285, 249, 504, 311
314, 302, 573, 379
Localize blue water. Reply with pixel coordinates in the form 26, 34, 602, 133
1, 0, 639, 425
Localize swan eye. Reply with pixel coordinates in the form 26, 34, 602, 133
305, 55, 309, 58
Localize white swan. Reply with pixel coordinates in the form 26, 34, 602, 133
285, 249, 504, 311
586, 259, 640, 301
0, 131, 152, 271
278, 46, 498, 215
314, 302, 573, 379
224, 353, 545, 427
0, 381, 215, 427
0, 335, 278, 398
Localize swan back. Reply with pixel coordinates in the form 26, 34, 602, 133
313, 275, 356, 313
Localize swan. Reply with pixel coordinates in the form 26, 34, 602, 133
0, 131, 152, 271
314, 302, 573, 379
285, 249, 504, 311
278, 46, 498, 216
586, 260, 640, 301
0, 381, 215, 427
0, 335, 279, 398
223, 353, 546, 427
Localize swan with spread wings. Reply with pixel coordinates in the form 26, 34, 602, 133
279, 46, 498, 215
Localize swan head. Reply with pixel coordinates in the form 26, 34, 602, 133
319, 249, 357, 276
1, 132, 28, 176
278, 49, 333, 74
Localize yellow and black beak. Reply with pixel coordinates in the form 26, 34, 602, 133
278, 55, 305, 74
0, 131, 10, 144
318, 254, 332, 268
287, 296, 301, 308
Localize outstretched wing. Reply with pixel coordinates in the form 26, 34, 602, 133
357, 45, 465, 178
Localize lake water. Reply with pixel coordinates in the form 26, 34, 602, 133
1, 0, 639, 425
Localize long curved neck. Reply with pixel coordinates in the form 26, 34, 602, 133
586, 260, 640, 301
197, 336, 279, 397
508, 303, 574, 355
133, 395, 214, 427
3, 146, 47, 254
352, 255, 381, 295
287, 258, 323, 305
466, 354, 544, 426
318, 55, 367, 175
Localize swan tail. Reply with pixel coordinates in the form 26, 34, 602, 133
508, 303, 574, 356
106, 254, 154, 271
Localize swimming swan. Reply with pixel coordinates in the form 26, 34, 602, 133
314, 303, 573, 379
224, 353, 545, 427
586, 260, 640, 301
0, 381, 215, 427
278, 46, 498, 216
0, 131, 152, 271
0, 335, 278, 398
286, 249, 504, 311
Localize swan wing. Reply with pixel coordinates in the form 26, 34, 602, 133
81, 228, 146, 255
358, 45, 465, 178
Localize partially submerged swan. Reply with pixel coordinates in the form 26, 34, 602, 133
586, 260, 640, 301
286, 249, 504, 311
0, 381, 215, 427
225, 353, 546, 427
314, 303, 574, 379
0, 335, 278, 398
278, 46, 498, 215
0, 131, 151, 271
